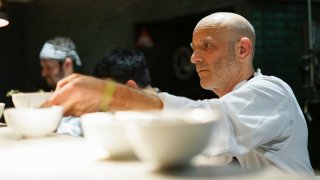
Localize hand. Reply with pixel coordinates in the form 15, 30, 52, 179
42, 73, 106, 116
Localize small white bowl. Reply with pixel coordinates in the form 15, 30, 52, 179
80, 112, 134, 159
11, 92, 53, 108
116, 109, 220, 169
4, 106, 63, 138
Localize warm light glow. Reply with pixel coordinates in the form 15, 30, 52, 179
136, 28, 154, 48
0, 18, 8, 27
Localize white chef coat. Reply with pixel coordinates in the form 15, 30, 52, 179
57, 116, 82, 136
158, 69, 314, 176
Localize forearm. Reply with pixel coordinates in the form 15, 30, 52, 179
108, 82, 163, 111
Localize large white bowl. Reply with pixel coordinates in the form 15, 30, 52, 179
11, 92, 53, 108
4, 106, 63, 138
80, 112, 134, 159
116, 108, 220, 169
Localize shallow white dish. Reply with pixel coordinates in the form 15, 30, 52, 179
11, 92, 53, 108
116, 108, 220, 169
4, 106, 63, 138
80, 112, 134, 159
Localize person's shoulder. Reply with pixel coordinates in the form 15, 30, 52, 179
254, 74, 291, 88
247, 74, 293, 96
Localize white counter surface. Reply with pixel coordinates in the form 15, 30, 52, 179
0, 127, 313, 180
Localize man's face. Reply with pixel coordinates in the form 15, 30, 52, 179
190, 25, 237, 91
40, 59, 64, 88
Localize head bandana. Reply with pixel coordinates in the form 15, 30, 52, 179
39, 43, 82, 66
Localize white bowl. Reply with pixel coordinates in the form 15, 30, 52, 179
4, 106, 63, 138
80, 112, 134, 159
0, 103, 5, 118
116, 109, 220, 169
11, 92, 53, 108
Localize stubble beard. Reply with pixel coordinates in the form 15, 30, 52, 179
51, 67, 65, 88
200, 56, 236, 92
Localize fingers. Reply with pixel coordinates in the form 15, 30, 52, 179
41, 89, 64, 108
56, 73, 80, 90
60, 97, 77, 116
43, 73, 82, 107
42, 78, 75, 109
42, 73, 104, 116
43, 88, 78, 116
41, 100, 52, 108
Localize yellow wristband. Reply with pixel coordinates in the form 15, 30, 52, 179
99, 81, 116, 112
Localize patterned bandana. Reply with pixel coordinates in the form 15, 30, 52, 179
39, 43, 82, 66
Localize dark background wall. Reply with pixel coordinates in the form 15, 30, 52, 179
2, 0, 318, 102
0, 0, 320, 170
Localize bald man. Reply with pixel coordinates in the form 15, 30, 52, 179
44, 12, 314, 175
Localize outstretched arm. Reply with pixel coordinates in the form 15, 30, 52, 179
43, 73, 163, 116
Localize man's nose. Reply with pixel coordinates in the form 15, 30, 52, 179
190, 51, 203, 64
41, 68, 48, 77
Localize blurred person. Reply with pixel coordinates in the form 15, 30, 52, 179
57, 46, 156, 136
92, 46, 158, 94
43, 12, 314, 175
39, 36, 81, 89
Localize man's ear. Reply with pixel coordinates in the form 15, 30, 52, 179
63, 58, 74, 75
237, 37, 252, 62
126, 80, 139, 89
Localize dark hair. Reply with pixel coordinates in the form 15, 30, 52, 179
92, 47, 151, 88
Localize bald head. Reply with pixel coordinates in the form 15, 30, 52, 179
195, 12, 256, 56
191, 12, 256, 96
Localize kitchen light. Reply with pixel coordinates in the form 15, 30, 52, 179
0, 0, 9, 27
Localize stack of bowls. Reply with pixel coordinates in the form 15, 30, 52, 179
4, 92, 63, 138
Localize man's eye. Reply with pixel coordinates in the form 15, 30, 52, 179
201, 42, 212, 50
190, 42, 212, 51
